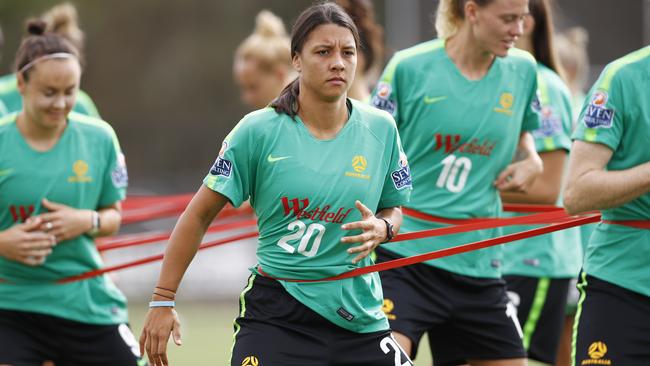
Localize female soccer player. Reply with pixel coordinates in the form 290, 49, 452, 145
564, 45, 650, 366
140, 3, 412, 366
233, 10, 295, 109
372, 0, 542, 364
499, 1, 581, 364
0, 3, 100, 117
0, 20, 141, 365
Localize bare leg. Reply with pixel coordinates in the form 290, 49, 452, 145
555, 315, 575, 366
392, 331, 413, 358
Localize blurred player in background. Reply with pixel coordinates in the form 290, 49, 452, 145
336, 0, 384, 102
371, 0, 543, 364
0, 3, 100, 118
500, 1, 581, 365
565, 45, 650, 366
233, 10, 295, 109
0, 19, 141, 366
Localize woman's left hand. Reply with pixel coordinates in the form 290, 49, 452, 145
34, 198, 93, 242
494, 156, 543, 193
340, 200, 388, 264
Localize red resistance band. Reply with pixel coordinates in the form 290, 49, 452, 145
121, 195, 253, 224
258, 213, 600, 283
96, 218, 257, 252
602, 220, 650, 229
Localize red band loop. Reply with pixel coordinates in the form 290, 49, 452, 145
602, 220, 650, 229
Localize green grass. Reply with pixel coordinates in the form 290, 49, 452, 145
128, 301, 434, 365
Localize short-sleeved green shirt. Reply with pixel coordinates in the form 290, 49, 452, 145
204, 99, 411, 333
572, 46, 650, 297
371, 39, 540, 278
0, 73, 100, 118
502, 64, 582, 278
0, 112, 129, 324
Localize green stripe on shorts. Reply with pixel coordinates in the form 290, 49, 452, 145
229, 274, 256, 364
571, 272, 589, 366
522, 278, 550, 350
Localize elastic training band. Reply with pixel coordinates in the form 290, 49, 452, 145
602, 220, 650, 229
258, 213, 600, 283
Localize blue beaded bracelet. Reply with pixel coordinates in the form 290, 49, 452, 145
149, 301, 175, 308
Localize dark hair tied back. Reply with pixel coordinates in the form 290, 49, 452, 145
27, 19, 47, 36
14, 18, 80, 80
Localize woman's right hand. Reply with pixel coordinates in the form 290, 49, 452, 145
139, 307, 182, 366
0, 217, 57, 266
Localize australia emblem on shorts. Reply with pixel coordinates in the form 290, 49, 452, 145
372, 81, 397, 115
210, 141, 232, 177
583, 91, 614, 129
391, 152, 412, 190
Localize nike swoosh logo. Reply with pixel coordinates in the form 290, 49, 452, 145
267, 154, 291, 163
0, 168, 13, 176
423, 95, 447, 104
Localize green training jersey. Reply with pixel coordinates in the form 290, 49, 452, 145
572, 46, 650, 297
502, 64, 582, 278
0, 112, 129, 324
371, 39, 540, 278
204, 99, 412, 333
0, 73, 100, 118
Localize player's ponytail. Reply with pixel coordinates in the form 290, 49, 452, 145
435, 0, 494, 39
15, 19, 80, 80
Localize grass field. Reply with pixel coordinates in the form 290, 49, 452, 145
128, 301, 434, 365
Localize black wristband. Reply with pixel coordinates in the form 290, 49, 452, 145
380, 218, 394, 243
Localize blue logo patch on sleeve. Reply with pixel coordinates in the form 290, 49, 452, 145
111, 153, 128, 188
372, 96, 397, 115
533, 106, 562, 138
583, 91, 615, 129
210, 157, 232, 177
391, 156, 412, 190
372, 83, 397, 115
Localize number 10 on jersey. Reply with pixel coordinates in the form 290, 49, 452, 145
436, 154, 472, 193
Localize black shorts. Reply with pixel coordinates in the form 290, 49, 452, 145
504, 275, 570, 364
573, 273, 650, 366
231, 274, 413, 366
375, 248, 525, 365
0, 309, 145, 366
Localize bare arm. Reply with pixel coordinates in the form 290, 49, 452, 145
155, 185, 229, 292
501, 149, 567, 204
495, 132, 544, 193
564, 140, 650, 214
140, 185, 229, 366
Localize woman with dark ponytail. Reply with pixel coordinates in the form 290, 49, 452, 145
140, 2, 412, 365
336, 0, 384, 102
0, 19, 143, 366
0, 3, 100, 118
499, 0, 581, 364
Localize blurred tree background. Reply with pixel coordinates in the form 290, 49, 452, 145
1, 0, 647, 195
0, 0, 332, 194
